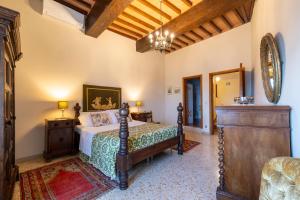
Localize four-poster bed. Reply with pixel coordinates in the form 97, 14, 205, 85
74, 102, 184, 190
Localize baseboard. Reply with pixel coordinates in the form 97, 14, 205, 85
16, 153, 43, 164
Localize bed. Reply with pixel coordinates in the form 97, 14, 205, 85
73, 102, 184, 190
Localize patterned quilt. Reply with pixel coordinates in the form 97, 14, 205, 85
80, 123, 177, 179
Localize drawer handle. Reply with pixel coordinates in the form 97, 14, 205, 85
54, 123, 59, 126
65, 122, 70, 126
59, 137, 64, 142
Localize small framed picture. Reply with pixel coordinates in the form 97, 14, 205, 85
167, 86, 173, 95
174, 87, 181, 94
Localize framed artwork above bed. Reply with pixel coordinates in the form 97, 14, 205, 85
83, 84, 121, 112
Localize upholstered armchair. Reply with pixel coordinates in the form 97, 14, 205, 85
259, 157, 300, 200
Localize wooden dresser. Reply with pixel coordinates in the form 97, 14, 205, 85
44, 119, 76, 161
0, 6, 22, 200
216, 106, 291, 200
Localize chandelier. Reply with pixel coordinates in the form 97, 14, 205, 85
148, 0, 175, 53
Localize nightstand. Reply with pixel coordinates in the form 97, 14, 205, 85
131, 112, 153, 122
43, 118, 76, 161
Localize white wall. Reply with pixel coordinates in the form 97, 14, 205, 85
164, 24, 252, 132
251, 0, 300, 157
1, 0, 165, 159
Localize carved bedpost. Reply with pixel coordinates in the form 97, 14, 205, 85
177, 103, 184, 155
117, 103, 129, 190
74, 103, 81, 125
217, 126, 225, 192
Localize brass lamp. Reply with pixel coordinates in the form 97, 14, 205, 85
135, 101, 143, 113
57, 101, 68, 118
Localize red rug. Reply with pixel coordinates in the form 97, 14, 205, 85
20, 157, 117, 200
172, 139, 200, 152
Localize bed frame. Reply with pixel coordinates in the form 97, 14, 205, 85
74, 102, 184, 190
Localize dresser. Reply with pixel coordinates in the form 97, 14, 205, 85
44, 119, 76, 161
0, 6, 22, 200
216, 106, 291, 200
131, 111, 153, 122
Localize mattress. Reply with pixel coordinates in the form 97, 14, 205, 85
75, 120, 146, 157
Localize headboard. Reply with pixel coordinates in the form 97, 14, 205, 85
73, 102, 129, 125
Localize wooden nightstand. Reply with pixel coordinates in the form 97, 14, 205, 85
131, 112, 153, 122
43, 118, 76, 161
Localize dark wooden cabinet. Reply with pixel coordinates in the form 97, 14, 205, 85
44, 119, 76, 161
216, 106, 291, 200
0, 6, 22, 200
131, 112, 153, 122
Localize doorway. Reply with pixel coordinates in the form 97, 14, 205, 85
183, 75, 203, 128
209, 65, 245, 134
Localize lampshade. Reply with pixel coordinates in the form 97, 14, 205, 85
58, 101, 69, 110
135, 101, 143, 107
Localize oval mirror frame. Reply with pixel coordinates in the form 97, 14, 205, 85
260, 33, 282, 104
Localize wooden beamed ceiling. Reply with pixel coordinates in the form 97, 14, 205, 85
54, 0, 255, 54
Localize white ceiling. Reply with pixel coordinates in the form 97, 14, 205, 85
42, 0, 84, 30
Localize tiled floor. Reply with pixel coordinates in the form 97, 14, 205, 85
13, 132, 218, 200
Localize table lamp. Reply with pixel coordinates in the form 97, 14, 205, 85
135, 101, 143, 113
57, 101, 68, 119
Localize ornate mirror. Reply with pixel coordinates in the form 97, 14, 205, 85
260, 33, 282, 104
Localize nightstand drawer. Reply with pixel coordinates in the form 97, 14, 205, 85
48, 128, 73, 153
48, 120, 73, 128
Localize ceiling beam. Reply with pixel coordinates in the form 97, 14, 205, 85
181, 0, 193, 7
108, 28, 138, 40
85, 0, 133, 38
121, 12, 155, 30
136, 0, 253, 52
128, 5, 161, 25
137, 0, 172, 20
189, 30, 204, 40
163, 0, 181, 15
115, 18, 148, 34
53, 0, 90, 15
199, 25, 212, 37
209, 21, 222, 33
110, 23, 143, 38
221, 15, 233, 29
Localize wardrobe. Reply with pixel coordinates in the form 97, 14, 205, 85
0, 6, 22, 200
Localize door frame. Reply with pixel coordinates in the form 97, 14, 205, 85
182, 75, 203, 128
209, 64, 245, 134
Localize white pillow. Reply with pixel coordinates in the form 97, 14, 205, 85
78, 112, 94, 127
107, 109, 119, 124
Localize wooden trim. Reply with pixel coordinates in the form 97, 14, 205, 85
85, 0, 133, 37
208, 66, 245, 134
209, 21, 222, 33
163, 0, 181, 15
137, 0, 172, 20
115, 18, 149, 34
182, 75, 203, 129
181, 0, 193, 7
128, 5, 161, 25
122, 12, 155, 30
108, 28, 138, 40
110, 23, 143, 38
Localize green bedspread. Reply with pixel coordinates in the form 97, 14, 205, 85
80, 123, 177, 179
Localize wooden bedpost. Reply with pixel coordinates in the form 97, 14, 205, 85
74, 103, 81, 125
177, 102, 184, 155
117, 103, 129, 190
